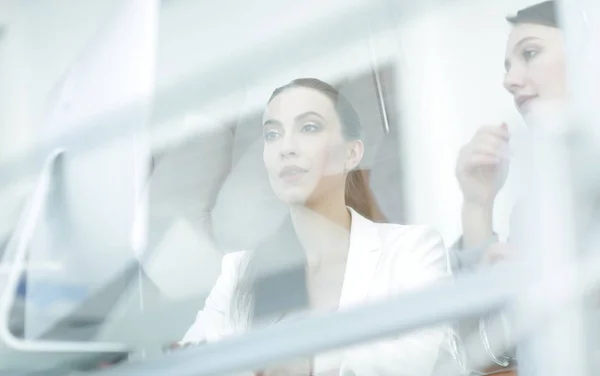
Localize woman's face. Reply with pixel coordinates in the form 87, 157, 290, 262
262, 87, 362, 207
503, 23, 567, 116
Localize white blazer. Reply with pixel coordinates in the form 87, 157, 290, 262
182, 208, 451, 376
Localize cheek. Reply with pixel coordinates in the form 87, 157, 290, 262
533, 55, 568, 98
550, 58, 568, 97
262, 145, 278, 172
295, 138, 346, 177
320, 144, 348, 176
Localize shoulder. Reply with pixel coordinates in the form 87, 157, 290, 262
375, 223, 445, 251
219, 250, 250, 278
375, 224, 450, 289
221, 250, 247, 267
375, 223, 448, 268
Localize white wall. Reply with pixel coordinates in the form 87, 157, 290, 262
0, 1, 33, 160
0, 0, 121, 160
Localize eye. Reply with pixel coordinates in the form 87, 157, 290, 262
300, 122, 321, 133
522, 47, 539, 61
263, 129, 281, 141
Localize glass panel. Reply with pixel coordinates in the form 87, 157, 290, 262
1, 0, 600, 375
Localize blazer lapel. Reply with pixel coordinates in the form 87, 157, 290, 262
338, 208, 382, 309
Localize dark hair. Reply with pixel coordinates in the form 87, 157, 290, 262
507, 1, 559, 28
231, 78, 381, 327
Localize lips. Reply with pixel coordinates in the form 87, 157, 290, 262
279, 166, 308, 183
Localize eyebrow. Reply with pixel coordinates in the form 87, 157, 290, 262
263, 111, 326, 127
514, 36, 542, 50
504, 36, 543, 71
294, 111, 325, 122
263, 119, 281, 127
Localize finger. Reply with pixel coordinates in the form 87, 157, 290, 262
475, 125, 511, 141
488, 254, 507, 264
488, 251, 506, 263
464, 153, 501, 169
471, 144, 510, 161
473, 132, 510, 150
469, 139, 506, 158
471, 138, 505, 155
164, 342, 187, 351
474, 131, 510, 145
483, 244, 512, 264
482, 250, 506, 264
476, 124, 511, 138
457, 143, 504, 170
471, 136, 510, 159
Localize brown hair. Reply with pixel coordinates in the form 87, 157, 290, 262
345, 169, 386, 222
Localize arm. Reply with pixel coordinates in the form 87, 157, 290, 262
461, 201, 495, 250
450, 200, 497, 272
452, 242, 515, 375
180, 252, 244, 344
455, 124, 510, 252
338, 227, 450, 376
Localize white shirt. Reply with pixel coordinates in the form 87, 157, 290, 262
182, 208, 451, 376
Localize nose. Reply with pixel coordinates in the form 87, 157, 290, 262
279, 132, 299, 158
503, 64, 526, 95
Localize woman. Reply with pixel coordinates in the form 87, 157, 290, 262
455, 0, 565, 263
181, 78, 450, 375
453, 1, 568, 375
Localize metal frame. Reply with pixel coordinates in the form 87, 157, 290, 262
100, 266, 517, 376
96, 251, 600, 376
367, 26, 391, 135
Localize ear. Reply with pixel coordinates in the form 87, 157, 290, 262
345, 139, 364, 172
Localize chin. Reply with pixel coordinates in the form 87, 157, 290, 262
274, 189, 310, 207
523, 98, 568, 129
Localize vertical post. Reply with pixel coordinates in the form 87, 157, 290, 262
515, 112, 588, 376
